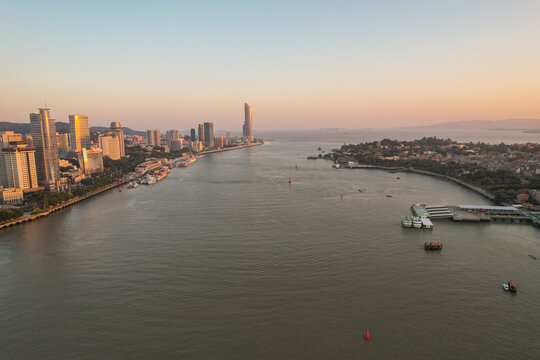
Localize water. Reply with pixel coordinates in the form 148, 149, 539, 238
1, 130, 539, 359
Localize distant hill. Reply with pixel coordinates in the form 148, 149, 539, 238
0, 121, 145, 136
404, 119, 540, 131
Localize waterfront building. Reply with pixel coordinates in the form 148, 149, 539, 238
29, 108, 61, 190
110, 122, 125, 157
214, 136, 224, 148
166, 129, 180, 145
198, 124, 204, 144
170, 138, 184, 151
190, 128, 196, 141
77, 148, 104, 174
204, 122, 214, 148
56, 133, 70, 152
0, 131, 23, 145
0, 187, 23, 205
68, 114, 90, 152
146, 129, 161, 147
0, 142, 39, 191
99, 134, 121, 160
226, 130, 231, 138
135, 159, 162, 174
190, 140, 204, 152
243, 103, 253, 141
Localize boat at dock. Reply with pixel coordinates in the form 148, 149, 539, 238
412, 217, 422, 228
402, 217, 413, 228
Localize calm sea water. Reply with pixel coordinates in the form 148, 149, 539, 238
0, 130, 539, 359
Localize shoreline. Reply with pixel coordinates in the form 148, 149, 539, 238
1, 142, 264, 231
339, 163, 495, 201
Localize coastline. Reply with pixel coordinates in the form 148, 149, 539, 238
339, 163, 495, 201
1, 142, 264, 231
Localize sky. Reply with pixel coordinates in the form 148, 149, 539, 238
1, 0, 540, 131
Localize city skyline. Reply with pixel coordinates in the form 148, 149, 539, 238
1, 1, 540, 130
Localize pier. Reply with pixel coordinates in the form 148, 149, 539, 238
409, 203, 538, 226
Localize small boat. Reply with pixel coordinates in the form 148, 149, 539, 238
317, 147, 322, 150
307, 155, 317, 160
402, 217, 413, 228
386, 195, 392, 198
502, 283, 510, 291
396, 177, 400, 179
412, 217, 422, 228
430, 241, 437, 250
507, 281, 517, 292
436, 242, 442, 249
424, 242, 430, 250
528, 254, 537, 260
333, 163, 341, 169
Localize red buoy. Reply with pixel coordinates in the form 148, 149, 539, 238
364, 329, 370, 340
289, 177, 292, 184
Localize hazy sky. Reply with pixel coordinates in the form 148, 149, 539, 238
1, 0, 540, 131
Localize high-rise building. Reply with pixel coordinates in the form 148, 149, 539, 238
243, 103, 253, 141
77, 148, 104, 174
203, 122, 214, 148
110, 122, 125, 157
170, 138, 184, 151
166, 129, 180, 144
146, 129, 161, 147
226, 130, 231, 138
68, 114, 90, 152
0, 142, 39, 190
99, 134, 121, 160
197, 124, 204, 145
190, 128, 196, 141
29, 108, 61, 190
214, 136, 224, 148
57, 133, 70, 152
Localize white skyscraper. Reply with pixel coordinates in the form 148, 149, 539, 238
243, 103, 253, 141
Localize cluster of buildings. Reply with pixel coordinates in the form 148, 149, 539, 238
338, 139, 540, 180
138, 103, 254, 152
0, 108, 126, 206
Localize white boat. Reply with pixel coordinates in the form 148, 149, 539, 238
502, 283, 509, 291
412, 217, 422, 228
402, 217, 413, 228
131, 182, 139, 188
146, 176, 157, 185
333, 163, 341, 169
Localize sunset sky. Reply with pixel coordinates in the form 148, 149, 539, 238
1, 0, 540, 131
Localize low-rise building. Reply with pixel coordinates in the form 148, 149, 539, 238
0, 187, 23, 205
77, 148, 104, 174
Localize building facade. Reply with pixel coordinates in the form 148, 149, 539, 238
68, 114, 90, 152
77, 148, 104, 174
166, 129, 180, 145
0, 142, 39, 190
0, 187, 23, 205
203, 122, 214, 148
0, 131, 23, 145
29, 108, 61, 190
146, 129, 161, 147
99, 134, 121, 160
243, 103, 253, 141
190, 128, 196, 141
110, 122, 125, 157
56, 133, 70, 152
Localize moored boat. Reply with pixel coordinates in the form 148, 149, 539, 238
507, 281, 517, 292
402, 217, 413, 228
424, 242, 430, 250
412, 217, 422, 228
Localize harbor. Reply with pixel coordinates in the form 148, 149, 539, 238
405, 203, 540, 228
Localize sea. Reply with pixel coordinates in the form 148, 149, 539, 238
0, 129, 539, 359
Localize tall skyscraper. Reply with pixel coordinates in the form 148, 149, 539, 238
146, 129, 161, 147
190, 128, 196, 141
197, 124, 204, 146
0, 142, 39, 190
243, 103, 253, 141
203, 122, 214, 148
110, 122, 125, 157
166, 129, 180, 144
99, 134, 121, 160
68, 114, 90, 152
29, 108, 60, 190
